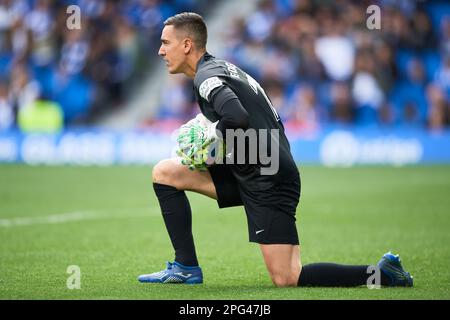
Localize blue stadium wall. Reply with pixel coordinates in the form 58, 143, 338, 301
0, 128, 449, 166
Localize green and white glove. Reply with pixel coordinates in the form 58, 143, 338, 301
176, 123, 208, 171
176, 114, 219, 171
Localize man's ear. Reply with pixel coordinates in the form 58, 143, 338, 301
183, 38, 193, 54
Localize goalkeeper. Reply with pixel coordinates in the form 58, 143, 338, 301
138, 12, 413, 287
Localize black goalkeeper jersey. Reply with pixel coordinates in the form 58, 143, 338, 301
193, 52, 299, 191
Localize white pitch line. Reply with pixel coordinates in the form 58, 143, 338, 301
0, 209, 160, 228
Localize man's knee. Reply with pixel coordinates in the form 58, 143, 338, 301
152, 159, 178, 187
268, 263, 301, 288
261, 244, 301, 288
270, 272, 299, 288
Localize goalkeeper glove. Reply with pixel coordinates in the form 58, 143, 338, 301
176, 115, 220, 170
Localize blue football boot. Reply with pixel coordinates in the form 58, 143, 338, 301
377, 252, 413, 287
138, 261, 203, 284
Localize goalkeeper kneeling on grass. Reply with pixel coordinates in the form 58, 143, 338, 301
138, 12, 413, 287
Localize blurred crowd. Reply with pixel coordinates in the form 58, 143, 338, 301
0, 0, 213, 132
154, 0, 450, 133
2, 0, 449, 134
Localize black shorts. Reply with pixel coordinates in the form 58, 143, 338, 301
208, 164, 300, 245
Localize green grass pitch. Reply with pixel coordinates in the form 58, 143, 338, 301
0, 165, 449, 299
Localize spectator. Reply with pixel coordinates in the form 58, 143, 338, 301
17, 93, 63, 133
297, 34, 325, 83
285, 84, 323, 132
314, 14, 355, 81
0, 80, 14, 130
246, 0, 277, 43
374, 41, 398, 94
10, 64, 40, 113
392, 58, 428, 126
263, 79, 286, 118
330, 82, 354, 124
352, 49, 385, 125
434, 55, 450, 98
427, 84, 449, 130
25, 0, 56, 67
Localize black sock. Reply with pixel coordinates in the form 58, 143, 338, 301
153, 183, 198, 267
298, 263, 391, 287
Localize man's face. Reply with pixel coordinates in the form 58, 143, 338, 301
158, 25, 187, 74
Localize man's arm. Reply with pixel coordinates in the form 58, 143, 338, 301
209, 85, 250, 138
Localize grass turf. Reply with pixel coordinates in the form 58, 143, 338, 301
0, 165, 449, 299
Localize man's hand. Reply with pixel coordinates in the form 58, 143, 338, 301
176, 114, 219, 171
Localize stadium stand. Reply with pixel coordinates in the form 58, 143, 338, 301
150, 0, 450, 133
1, 0, 449, 135
0, 0, 217, 130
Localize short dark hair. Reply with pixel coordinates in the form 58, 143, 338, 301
164, 12, 207, 49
